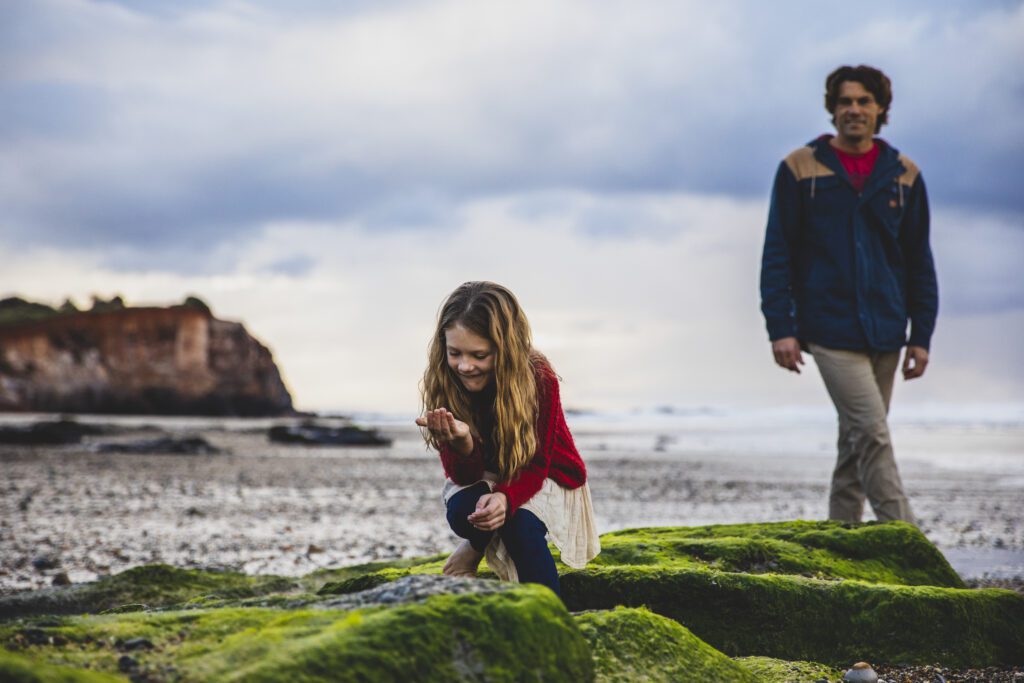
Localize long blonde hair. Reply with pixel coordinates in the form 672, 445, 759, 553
420, 281, 541, 481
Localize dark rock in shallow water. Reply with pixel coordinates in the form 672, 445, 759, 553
268, 422, 391, 446
0, 419, 104, 445
95, 436, 223, 455
31, 556, 60, 571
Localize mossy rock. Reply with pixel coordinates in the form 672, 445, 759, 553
178, 592, 321, 611
315, 565, 503, 598
0, 583, 592, 682
593, 521, 963, 587
561, 565, 1024, 667
312, 520, 964, 594
300, 554, 447, 592
735, 656, 842, 682
0, 565, 298, 619
574, 606, 756, 682
0, 649, 122, 682
318, 567, 414, 596
0, 520, 1010, 676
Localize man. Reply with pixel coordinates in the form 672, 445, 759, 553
759, 65, 938, 523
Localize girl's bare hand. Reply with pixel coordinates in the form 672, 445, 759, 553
467, 492, 508, 531
415, 408, 473, 455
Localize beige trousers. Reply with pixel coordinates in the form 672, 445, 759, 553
809, 343, 914, 524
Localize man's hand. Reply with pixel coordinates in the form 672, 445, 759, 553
467, 492, 508, 531
902, 346, 929, 380
772, 337, 805, 374
415, 408, 473, 455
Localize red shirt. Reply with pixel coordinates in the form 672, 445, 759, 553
437, 361, 587, 516
831, 141, 880, 193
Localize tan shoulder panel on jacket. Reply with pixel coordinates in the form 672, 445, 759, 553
897, 154, 920, 186
784, 146, 834, 181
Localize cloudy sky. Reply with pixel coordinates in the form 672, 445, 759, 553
2, 0, 1022, 413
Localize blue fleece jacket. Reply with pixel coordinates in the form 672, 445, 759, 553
760, 136, 938, 352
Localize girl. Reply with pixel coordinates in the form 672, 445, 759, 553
416, 281, 599, 596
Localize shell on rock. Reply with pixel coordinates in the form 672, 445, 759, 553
843, 662, 878, 683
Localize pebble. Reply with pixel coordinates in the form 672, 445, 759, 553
844, 662, 878, 683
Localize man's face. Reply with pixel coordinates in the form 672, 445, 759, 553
832, 80, 884, 145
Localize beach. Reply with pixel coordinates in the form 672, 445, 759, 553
2, 407, 1022, 594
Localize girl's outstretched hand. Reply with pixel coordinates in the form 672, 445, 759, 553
416, 408, 473, 455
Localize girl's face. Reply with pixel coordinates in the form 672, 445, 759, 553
445, 323, 495, 393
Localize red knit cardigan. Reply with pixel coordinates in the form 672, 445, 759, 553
437, 362, 587, 516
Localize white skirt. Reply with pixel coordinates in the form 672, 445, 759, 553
442, 473, 601, 582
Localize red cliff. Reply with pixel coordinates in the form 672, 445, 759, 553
0, 305, 293, 416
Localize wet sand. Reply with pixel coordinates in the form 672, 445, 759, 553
1, 414, 1022, 594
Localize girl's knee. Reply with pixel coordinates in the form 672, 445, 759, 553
446, 509, 471, 537
446, 482, 488, 534
447, 482, 487, 516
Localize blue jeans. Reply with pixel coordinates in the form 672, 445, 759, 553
446, 482, 560, 596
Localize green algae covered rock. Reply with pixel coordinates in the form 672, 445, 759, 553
735, 656, 842, 682
593, 521, 964, 587
318, 567, 413, 595
575, 606, 755, 682
1, 581, 593, 682
0, 649, 122, 683
561, 565, 1024, 667
1, 520, 1016, 678
317, 520, 961, 591
302, 554, 446, 593
0, 565, 298, 619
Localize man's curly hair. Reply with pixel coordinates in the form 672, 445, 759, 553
825, 65, 893, 132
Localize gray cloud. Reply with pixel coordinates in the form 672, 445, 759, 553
1, 0, 1021, 264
